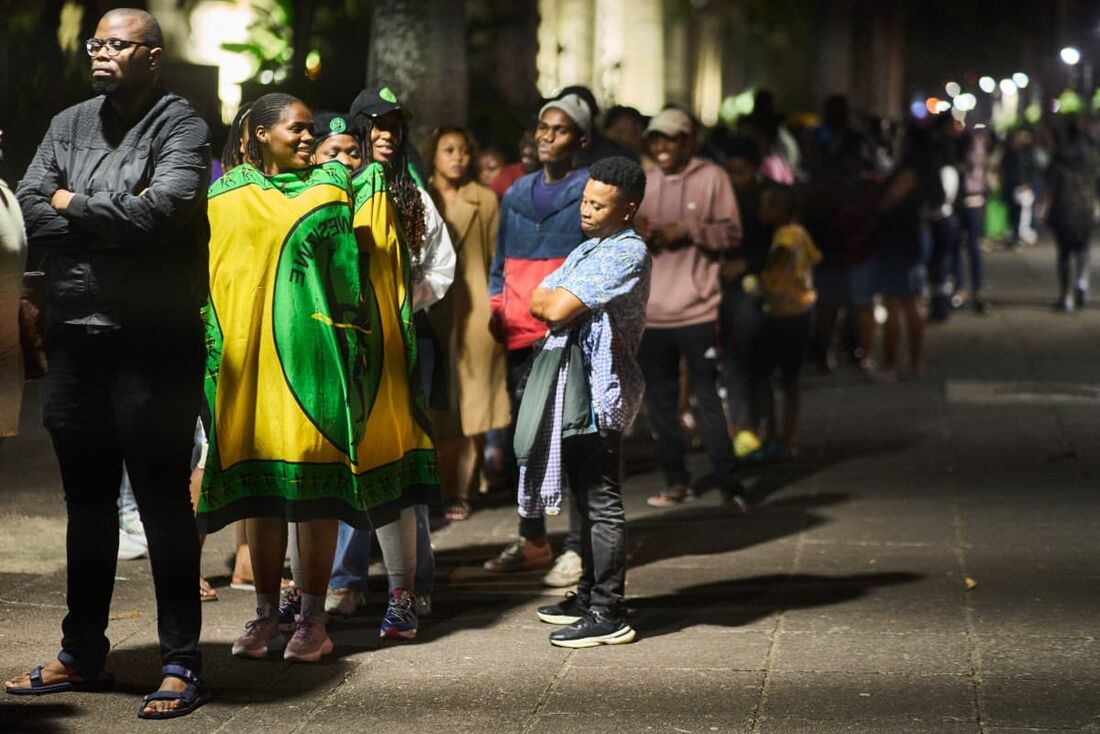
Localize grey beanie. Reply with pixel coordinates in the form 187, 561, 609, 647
539, 93, 592, 137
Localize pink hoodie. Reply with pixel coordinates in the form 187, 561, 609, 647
639, 157, 742, 328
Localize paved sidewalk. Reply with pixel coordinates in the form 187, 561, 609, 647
1, 241, 1099, 733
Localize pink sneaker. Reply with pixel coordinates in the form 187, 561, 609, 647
231, 610, 280, 658
283, 615, 334, 662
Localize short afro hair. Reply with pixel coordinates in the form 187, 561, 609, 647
588, 155, 646, 206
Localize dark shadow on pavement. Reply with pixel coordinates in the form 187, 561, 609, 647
97, 642, 353, 703
628, 572, 923, 639
0, 701, 80, 734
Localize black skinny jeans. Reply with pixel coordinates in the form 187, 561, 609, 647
42, 322, 204, 676
564, 430, 626, 614
507, 347, 581, 552
639, 322, 740, 492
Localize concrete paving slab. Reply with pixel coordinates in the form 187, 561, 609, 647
770, 631, 971, 675
979, 676, 1100, 729
759, 672, 974, 723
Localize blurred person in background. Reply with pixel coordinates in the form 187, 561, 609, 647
1001, 128, 1038, 247
635, 108, 746, 511
425, 126, 511, 521
804, 135, 880, 372
744, 185, 821, 459
0, 129, 27, 444
1044, 117, 1100, 312
875, 125, 943, 379
603, 105, 647, 158
956, 128, 990, 313
715, 136, 771, 438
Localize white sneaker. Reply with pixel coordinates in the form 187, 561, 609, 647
118, 528, 148, 560
324, 587, 364, 616
542, 550, 582, 588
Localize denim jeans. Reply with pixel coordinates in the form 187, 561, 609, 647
957, 206, 985, 294
329, 504, 435, 595
43, 322, 204, 676
1055, 231, 1091, 296
639, 322, 740, 492
719, 284, 761, 427
565, 430, 626, 614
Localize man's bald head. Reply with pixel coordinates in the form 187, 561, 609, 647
100, 8, 164, 49
90, 9, 164, 98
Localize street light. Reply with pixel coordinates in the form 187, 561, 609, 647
1012, 72, 1030, 89
1000, 79, 1018, 96
979, 76, 996, 93
1061, 46, 1081, 65
945, 81, 961, 97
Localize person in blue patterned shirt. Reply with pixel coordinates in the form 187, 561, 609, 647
526, 156, 651, 648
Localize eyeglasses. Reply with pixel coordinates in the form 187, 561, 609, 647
85, 38, 153, 57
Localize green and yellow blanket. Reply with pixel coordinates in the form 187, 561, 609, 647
197, 162, 437, 532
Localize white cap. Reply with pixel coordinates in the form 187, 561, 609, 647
539, 93, 592, 137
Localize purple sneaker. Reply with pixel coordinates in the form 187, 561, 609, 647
231, 610, 280, 658
283, 615, 334, 662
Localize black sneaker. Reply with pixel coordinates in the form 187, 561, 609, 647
549, 609, 636, 648
537, 592, 589, 625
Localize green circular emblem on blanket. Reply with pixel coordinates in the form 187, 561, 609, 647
271, 202, 366, 459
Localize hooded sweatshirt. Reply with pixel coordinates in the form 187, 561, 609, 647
639, 157, 741, 328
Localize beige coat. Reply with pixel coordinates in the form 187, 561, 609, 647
0, 179, 27, 437
428, 180, 510, 439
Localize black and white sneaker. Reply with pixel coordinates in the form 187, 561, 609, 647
537, 592, 589, 625
549, 609, 636, 648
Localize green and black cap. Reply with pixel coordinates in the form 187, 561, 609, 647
312, 112, 360, 142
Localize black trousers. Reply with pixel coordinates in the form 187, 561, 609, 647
639, 322, 740, 492
42, 322, 204, 676
564, 430, 626, 614
508, 346, 581, 552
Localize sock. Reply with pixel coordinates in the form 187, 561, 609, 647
376, 506, 416, 593
300, 593, 327, 622
255, 592, 279, 618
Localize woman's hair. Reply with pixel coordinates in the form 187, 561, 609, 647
220, 100, 254, 171
245, 92, 306, 168
357, 112, 426, 261
424, 125, 478, 182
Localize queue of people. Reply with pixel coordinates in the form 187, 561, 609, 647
3, 5, 1099, 722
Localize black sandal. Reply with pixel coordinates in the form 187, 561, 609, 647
136, 663, 210, 720
5, 664, 114, 696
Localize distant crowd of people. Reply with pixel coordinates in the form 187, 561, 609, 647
1, 6, 1098, 721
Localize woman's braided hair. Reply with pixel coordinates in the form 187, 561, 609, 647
357, 113, 426, 263
220, 100, 254, 171
245, 92, 305, 169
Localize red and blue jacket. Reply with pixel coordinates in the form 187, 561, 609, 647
489, 168, 590, 350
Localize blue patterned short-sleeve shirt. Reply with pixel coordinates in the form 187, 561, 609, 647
540, 227, 652, 430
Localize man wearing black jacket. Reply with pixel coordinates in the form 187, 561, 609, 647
6, 8, 211, 719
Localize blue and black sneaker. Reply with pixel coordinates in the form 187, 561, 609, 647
380, 588, 418, 640
277, 586, 302, 635
536, 592, 589, 625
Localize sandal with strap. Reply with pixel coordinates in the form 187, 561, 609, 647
6, 663, 114, 696
199, 576, 219, 602
136, 663, 211, 720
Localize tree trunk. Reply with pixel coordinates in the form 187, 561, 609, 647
368, 0, 469, 148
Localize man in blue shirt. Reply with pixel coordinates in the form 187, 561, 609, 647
525, 157, 651, 647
